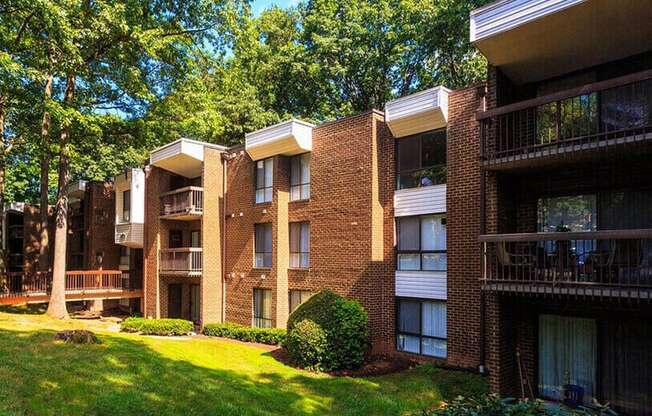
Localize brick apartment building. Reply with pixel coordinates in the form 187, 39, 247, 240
2, 179, 143, 310
468, 0, 652, 414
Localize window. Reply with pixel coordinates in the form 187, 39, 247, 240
290, 153, 311, 201
396, 299, 447, 358
289, 290, 313, 313
122, 190, 131, 222
253, 288, 272, 328
169, 230, 183, 248
397, 130, 446, 190
191, 230, 201, 248
290, 222, 310, 268
537, 195, 596, 233
254, 223, 272, 268
397, 214, 446, 271
537, 94, 598, 144
255, 158, 273, 203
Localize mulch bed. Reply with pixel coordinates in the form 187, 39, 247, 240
268, 348, 416, 377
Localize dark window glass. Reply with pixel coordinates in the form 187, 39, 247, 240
169, 230, 183, 248
255, 223, 272, 268
397, 130, 446, 190
601, 79, 652, 132
253, 288, 272, 328
123, 190, 131, 222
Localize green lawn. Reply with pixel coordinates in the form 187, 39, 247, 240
0, 308, 486, 416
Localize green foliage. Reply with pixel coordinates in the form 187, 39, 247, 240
286, 289, 369, 371
285, 319, 328, 370
202, 322, 286, 345
120, 317, 193, 336
419, 394, 616, 416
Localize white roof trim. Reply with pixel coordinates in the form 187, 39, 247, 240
385, 87, 450, 138
245, 119, 314, 161
470, 0, 586, 42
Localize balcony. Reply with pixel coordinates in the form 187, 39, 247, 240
159, 187, 203, 220
479, 71, 652, 170
159, 248, 202, 277
0, 270, 142, 305
480, 229, 652, 300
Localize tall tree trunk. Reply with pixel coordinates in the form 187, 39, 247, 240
0, 97, 6, 276
39, 74, 53, 272
46, 74, 75, 319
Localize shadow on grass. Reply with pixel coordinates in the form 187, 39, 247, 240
0, 325, 487, 416
0, 303, 47, 314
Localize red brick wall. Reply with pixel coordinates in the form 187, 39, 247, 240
446, 85, 485, 370
85, 182, 121, 270
223, 111, 395, 353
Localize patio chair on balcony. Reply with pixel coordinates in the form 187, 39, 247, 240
495, 242, 537, 282
587, 239, 643, 285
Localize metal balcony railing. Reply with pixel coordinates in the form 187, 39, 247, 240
159, 248, 202, 276
160, 186, 203, 218
480, 229, 652, 300
479, 70, 652, 169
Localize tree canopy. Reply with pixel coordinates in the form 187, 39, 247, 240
0, 0, 490, 204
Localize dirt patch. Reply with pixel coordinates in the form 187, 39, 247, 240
267, 348, 417, 377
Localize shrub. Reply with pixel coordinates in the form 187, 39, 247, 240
419, 394, 616, 416
120, 317, 193, 336
285, 320, 328, 370
286, 289, 369, 371
202, 322, 286, 345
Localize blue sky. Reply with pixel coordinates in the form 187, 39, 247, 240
251, 0, 299, 15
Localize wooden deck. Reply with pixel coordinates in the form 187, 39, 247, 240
0, 270, 142, 305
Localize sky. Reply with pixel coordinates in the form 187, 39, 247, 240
251, 0, 299, 15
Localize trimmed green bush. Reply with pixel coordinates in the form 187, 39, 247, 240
202, 322, 286, 345
285, 319, 327, 370
286, 289, 369, 371
120, 317, 193, 336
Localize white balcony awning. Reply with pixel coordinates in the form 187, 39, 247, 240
149, 138, 226, 178
385, 87, 450, 138
470, 0, 652, 84
245, 119, 314, 161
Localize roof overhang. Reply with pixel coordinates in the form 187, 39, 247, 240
245, 119, 314, 161
384, 87, 449, 138
471, 0, 652, 84
149, 139, 226, 178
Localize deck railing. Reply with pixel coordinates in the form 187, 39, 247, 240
480, 229, 652, 299
159, 248, 202, 276
479, 70, 652, 167
0, 270, 131, 299
160, 186, 203, 217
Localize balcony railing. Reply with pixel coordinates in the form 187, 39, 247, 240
160, 186, 203, 219
479, 70, 652, 169
480, 229, 652, 300
0, 270, 135, 300
159, 248, 202, 276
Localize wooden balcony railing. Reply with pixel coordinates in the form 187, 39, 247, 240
0, 270, 135, 300
480, 229, 652, 300
159, 248, 202, 276
160, 186, 203, 218
479, 70, 652, 169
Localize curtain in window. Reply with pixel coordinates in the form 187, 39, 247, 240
421, 215, 447, 271
397, 300, 420, 353
538, 315, 596, 403
300, 223, 310, 267
255, 224, 272, 267
421, 301, 447, 358
256, 159, 273, 203
398, 217, 420, 270
253, 289, 272, 328
289, 290, 312, 313
289, 223, 309, 268
600, 319, 652, 416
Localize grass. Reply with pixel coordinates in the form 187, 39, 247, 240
0, 307, 487, 415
